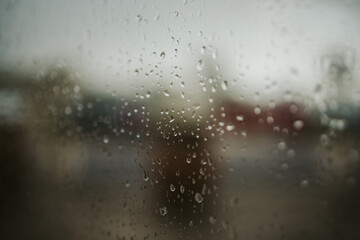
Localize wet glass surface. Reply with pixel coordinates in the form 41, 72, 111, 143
1, 0, 360, 239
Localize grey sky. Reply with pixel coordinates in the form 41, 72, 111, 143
1, 0, 359, 100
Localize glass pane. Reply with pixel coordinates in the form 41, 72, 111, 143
1, 0, 360, 239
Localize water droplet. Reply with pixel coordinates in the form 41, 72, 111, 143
262, 95, 272, 105
300, 179, 309, 188
180, 185, 185, 193
135, 14, 142, 22
192, 103, 201, 110
160, 51, 166, 59
293, 120, 304, 131
236, 115, 244, 121
194, 192, 204, 203
170, 184, 175, 192
290, 104, 298, 114
267, 116, 274, 124
211, 86, 216, 93
186, 157, 192, 163
254, 106, 261, 115
143, 170, 150, 182
77, 104, 83, 111
173, 11, 179, 17
154, 14, 160, 21
287, 149, 295, 158
209, 216, 217, 225
329, 119, 346, 131
73, 85, 80, 93
145, 91, 151, 98
159, 207, 168, 216
221, 81, 228, 91
241, 130, 247, 138
65, 106, 72, 115
212, 50, 217, 59
320, 134, 329, 146
278, 141, 286, 151
226, 124, 235, 131
103, 136, 109, 144
253, 92, 260, 101
215, 64, 220, 71
281, 163, 288, 171
125, 181, 131, 188
163, 90, 170, 97
197, 60, 204, 71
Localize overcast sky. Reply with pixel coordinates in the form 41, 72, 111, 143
1, 0, 360, 101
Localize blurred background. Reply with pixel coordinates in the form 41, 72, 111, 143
1, 0, 360, 239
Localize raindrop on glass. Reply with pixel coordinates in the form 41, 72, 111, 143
236, 115, 244, 121
221, 80, 228, 91
293, 120, 304, 131
143, 170, 150, 182
65, 106, 72, 115
160, 51, 166, 59
300, 179, 309, 188
226, 124, 235, 131
180, 185, 185, 194
278, 141, 286, 151
159, 207, 168, 216
197, 60, 204, 71
281, 163, 289, 171
209, 216, 217, 225
194, 192, 204, 203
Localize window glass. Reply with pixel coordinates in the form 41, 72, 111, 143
1, 0, 360, 239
